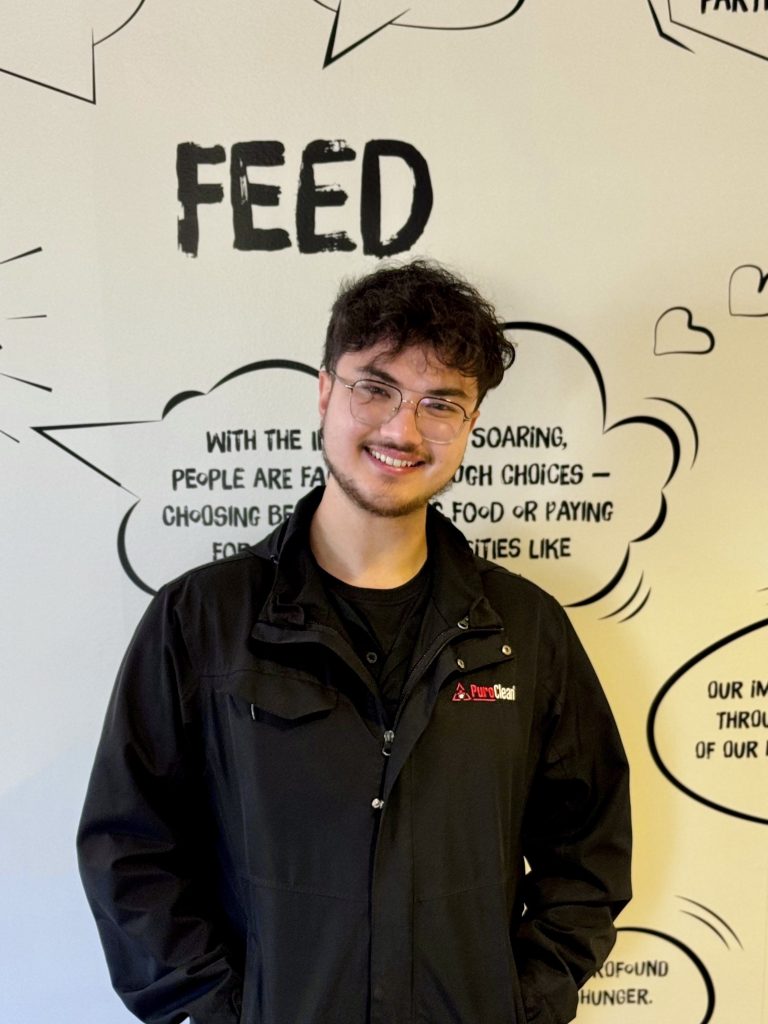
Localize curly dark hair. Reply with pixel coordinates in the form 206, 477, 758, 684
323, 259, 515, 405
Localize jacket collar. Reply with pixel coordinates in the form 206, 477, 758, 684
251, 486, 502, 634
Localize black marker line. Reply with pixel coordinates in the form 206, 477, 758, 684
600, 574, 645, 620
1, 372, 52, 392
117, 502, 155, 596
0, 247, 43, 266
94, 0, 148, 46
160, 360, 319, 419
647, 0, 693, 51
211, 358, 319, 391
649, 396, 699, 466
635, 491, 668, 543
91, 31, 97, 104
655, 306, 715, 355
0, 52, 96, 104
33, 431, 126, 490
617, 927, 715, 1024
162, 390, 205, 418
677, 896, 743, 949
32, 421, 149, 495
729, 265, 768, 318
324, 4, 410, 66
667, 0, 768, 64
6, 314, 47, 320
567, 551, 630, 609
647, 615, 768, 825
681, 911, 730, 949
1, 428, 20, 443
314, 0, 526, 32
612, 413, 682, 486
617, 587, 651, 623
503, 321, 608, 419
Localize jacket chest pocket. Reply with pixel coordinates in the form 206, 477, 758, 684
215, 668, 339, 729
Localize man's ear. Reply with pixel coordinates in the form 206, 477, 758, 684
469, 407, 480, 431
318, 370, 333, 418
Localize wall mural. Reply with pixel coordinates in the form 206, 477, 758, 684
1, 2, 767, 1022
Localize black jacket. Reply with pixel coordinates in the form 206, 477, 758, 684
77, 487, 631, 1024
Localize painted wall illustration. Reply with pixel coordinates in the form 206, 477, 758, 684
1, 1, 767, 1021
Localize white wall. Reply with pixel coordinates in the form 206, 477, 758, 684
1, 2, 767, 1021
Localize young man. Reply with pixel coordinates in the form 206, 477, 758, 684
78, 261, 631, 1024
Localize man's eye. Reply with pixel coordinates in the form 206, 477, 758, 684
358, 382, 393, 400
422, 399, 459, 417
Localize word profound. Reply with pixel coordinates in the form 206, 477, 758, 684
177, 139, 433, 257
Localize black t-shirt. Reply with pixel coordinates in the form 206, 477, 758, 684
319, 560, 432, 724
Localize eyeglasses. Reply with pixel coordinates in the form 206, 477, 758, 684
329, 371, 473, 444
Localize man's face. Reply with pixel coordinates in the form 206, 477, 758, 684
318, 340, 480, 519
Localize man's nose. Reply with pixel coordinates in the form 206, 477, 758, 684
380, 398, 423, 443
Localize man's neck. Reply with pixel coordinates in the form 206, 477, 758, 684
310, 483, 428, 589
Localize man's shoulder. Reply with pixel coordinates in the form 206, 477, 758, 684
155, 544, 274, 619
468, 553, 573, 645
472, 551, 558, 605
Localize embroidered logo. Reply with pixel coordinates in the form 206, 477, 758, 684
452, 681, 516, 702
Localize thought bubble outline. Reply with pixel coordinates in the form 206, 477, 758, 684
315, 0, 528, 65
729, 264, 768, 317
34, 358, 319, 594
37, 332, 696, 608
647, 616, 768, 825
647, 0, 768, 64
612, 927, 716, 1024
502, 321, 697, 610
0, 1, 146, 104
654, 307, 715, 356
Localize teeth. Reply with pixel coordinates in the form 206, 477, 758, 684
369, 448, 417, 468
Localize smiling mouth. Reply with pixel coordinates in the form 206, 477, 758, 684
367, 446, 423, 469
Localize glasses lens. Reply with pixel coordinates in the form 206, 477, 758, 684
417, 397, 465, 443
350, 380, 399, 425
347, 379, 467, 443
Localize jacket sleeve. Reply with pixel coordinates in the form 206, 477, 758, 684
513, 601, 632, 1024
76, 585, 243, 1024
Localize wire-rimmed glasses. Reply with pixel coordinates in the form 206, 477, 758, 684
329, 371, 472, 444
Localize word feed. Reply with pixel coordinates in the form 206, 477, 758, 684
162, 425, 325, 560
177, 139, 433, 257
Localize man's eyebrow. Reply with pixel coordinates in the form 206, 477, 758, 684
354, 361, 473, 400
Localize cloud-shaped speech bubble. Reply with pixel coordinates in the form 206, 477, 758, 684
648, 0, 768, 64
433, 322, 695, 610
654, 308, 715, 356
648, 616, 768, 824
35, 360, 326, 594
729, 265, 768, 317
578, 926, 715, 1024
0, 0, 146, 103
315, 0, 528, 65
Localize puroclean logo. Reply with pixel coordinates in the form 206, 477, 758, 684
452, 681, 516, 703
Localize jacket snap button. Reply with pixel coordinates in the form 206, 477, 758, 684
501, 644, 512, 656
457, 617, 469, 630
456, 658, 465, 669
366, 651, 378, 664
371, 798, 385, 810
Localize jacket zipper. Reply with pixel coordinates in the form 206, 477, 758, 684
372, 622, 502, 806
